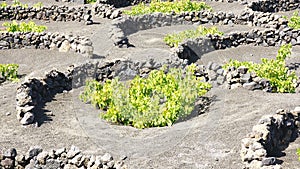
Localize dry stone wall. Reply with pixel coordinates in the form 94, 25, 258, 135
15, 57, 189, 125
0, 145, 127, 169
55, 0, 85, 4
248, 0, 300, 12
96, 0, 150, 8
0, 5, 93, 24
4, 1, 300, 168
16, 70, 72, 125
92, 3, 122, 19
171, 28, 300, 63
0, 32, 93, 57
109, 10, 292, 46
241, 108, 300, 169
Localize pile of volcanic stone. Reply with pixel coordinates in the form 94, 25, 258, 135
0, 146, 127, 169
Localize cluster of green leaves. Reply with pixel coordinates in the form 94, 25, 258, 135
0, 1, 43, 9
86, 0, 97, 4
2, 21, 47, 33
286, 11, 300, 30
223, 44, 298, 93
80, 64, 212, 129
0, 64, 19, 82
164, 26, 224, 47
297, 148, 300, 161
33, 2, 43, 9
11, 0, 28, 8
0, 1, 7, 8
124, 0, 212, 16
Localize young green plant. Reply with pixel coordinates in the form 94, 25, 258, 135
223, 44, 298, 93
287, 11, 300, 30
80, 64, 212, 129
0, 64, 19, 82
2, 21, 47, 33
124, 0, 212, 16
164, 26, 224, 47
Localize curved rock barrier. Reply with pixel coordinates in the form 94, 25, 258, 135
248, 0, 300, 12
224, 66, 273, 92
93, 3, 121, 19
171, 28, 300, 64
0, 145, 127, 169
96, 0, 150, 8
15, 57, 189, 125
16, 70, 72, 125
0, 5, 93, 24
109, 10, 292, 46
186, 61, 300, 92
240, 107, 300, 169
0, 32, 93, 57
55, 0, 85, 4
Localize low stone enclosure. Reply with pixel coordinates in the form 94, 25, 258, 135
15, 57, 189, 125
109, 10, 299, 47
0, 32, 93, 57
241, 107, 300, 169
248, 0, 300, 12
0, 145, 127, 169
0, 5, 94, 24
1, 0, 300, 168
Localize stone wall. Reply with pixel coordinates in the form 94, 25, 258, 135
224, 66, 273, 92
0, 145, 127, 169
0, 32, 93, 57
96, 0, 150, 7
92, 3, 121, 19
109, 10, 292, 46
55, 0, 85, 4
248, 0, 300, 12
0, 5, 93, 24
240, 107, 300, 169
171, 28, 300, 63
16, 70, 72, 125
15, 56, 189, 125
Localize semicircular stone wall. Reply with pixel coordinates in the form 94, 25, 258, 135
0, 32, 94, 57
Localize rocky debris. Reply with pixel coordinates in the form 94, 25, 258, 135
0, 148, 16, 169
0, 146, 127, 169
241, 107, 300, 169
248, 0, 300, 12
0, 32, 93, 57
0, 5, 93, 23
